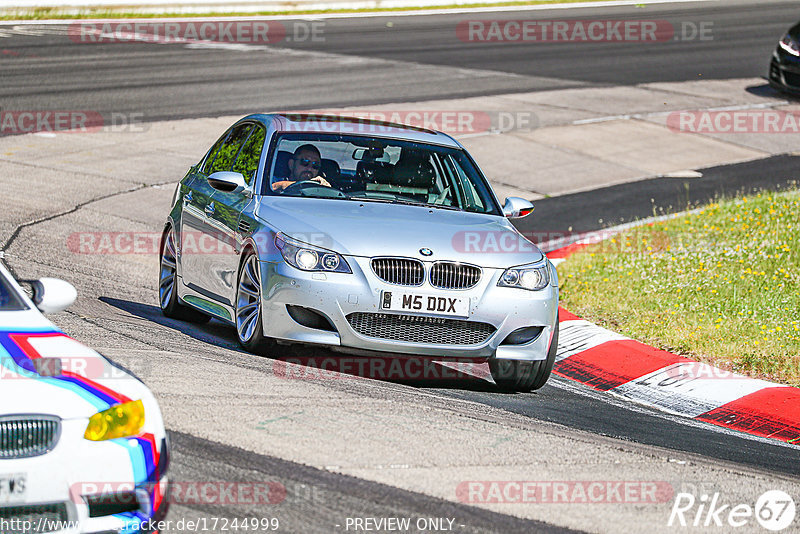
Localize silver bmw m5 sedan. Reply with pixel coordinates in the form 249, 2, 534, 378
159, 113, 559, 391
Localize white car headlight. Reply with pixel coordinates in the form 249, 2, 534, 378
498, 262, 550, 291
275, 233, 351, 274
780, 34, 800, 56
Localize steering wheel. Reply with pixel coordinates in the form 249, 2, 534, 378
281, 180, 346, 198
280, 180, 322, 194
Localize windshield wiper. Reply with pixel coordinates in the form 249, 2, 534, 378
392, 199, 462, 211
348, 196, 394, 203
348, 195, 463, 211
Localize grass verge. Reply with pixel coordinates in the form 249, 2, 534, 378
1, 0, 628, 20
557, 188, 800, 387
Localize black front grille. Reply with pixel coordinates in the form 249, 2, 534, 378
770, 60, 782, 83
86, 492, 141, 517
347, 312, 495, 345
429, 262, 481, 289
371, 258, 424, 286
0, 416, 60, 459
0, 502, 68, 533
784, 70, 800, 88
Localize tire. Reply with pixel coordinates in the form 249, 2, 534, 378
490, 321, 559, 392
530, 320, 559, 390
159, 226, 211, 324
235, 251, 274, 355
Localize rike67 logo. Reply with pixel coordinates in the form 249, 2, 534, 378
669, 490, 796, 531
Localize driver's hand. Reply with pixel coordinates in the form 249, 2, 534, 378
311, 176, 331, 187
271, 180, 292, 191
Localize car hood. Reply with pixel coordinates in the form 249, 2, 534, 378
0, 313, 150, 420
255, 197, 544, 268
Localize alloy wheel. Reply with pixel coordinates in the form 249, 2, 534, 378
236, 254, 261, 343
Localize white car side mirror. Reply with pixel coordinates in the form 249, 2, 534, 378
29, 278, 77, 314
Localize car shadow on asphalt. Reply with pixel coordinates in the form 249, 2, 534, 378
745, 81, 800, 101
99, 296, 508, 394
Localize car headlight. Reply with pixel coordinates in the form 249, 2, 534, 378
498, 262, 550, 291
780, 34, 800, 56
84, 399, 145, 441
274, 233, 351, 273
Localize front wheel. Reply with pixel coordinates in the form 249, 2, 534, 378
235, 251, 274, 355
159, 226, 210, 324
490, 321, 559, 392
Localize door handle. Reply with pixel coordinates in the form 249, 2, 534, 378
204, 202, 215, 216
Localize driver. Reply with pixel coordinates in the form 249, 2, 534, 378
272, 144, 331, 192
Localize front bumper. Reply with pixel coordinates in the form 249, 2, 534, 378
259, 256, 558, 361
1, 419, 169, 534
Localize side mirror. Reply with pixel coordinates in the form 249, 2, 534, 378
28, 278, 77, 314
208, 171, 249, 195
502, 197, 534, 219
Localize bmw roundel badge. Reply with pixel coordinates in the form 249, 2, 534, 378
420, 248, 433, 256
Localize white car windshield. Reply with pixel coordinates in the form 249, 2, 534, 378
265, 133, 501, 215
0, 272, 28, 311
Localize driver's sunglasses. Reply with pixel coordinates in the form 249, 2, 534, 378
295, 157, 321, 170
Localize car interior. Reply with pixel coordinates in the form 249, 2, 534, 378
264, 135, 500, 215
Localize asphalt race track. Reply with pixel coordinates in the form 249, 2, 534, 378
1, 1, 799, 532
0, 0, 798, 121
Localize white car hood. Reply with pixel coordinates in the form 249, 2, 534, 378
0, 309, 150, 420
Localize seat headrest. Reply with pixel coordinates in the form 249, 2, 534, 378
357, 161, 394, 184
393, 157, 435, 188
273, 150, 293, 178
320, 158, 340, 180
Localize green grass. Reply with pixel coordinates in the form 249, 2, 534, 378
558, 188, 800, 387
0, 0, 627, 20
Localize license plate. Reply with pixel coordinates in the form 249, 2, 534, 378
381, 291, 469, 317
0, 473, 26, 503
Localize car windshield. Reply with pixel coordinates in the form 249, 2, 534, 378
0, 271, 28, 311
265, 133, 501, 215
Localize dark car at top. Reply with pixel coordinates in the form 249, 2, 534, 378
769, 21, 800, 95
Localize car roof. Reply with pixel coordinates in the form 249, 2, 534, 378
241, 113, 463, 148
